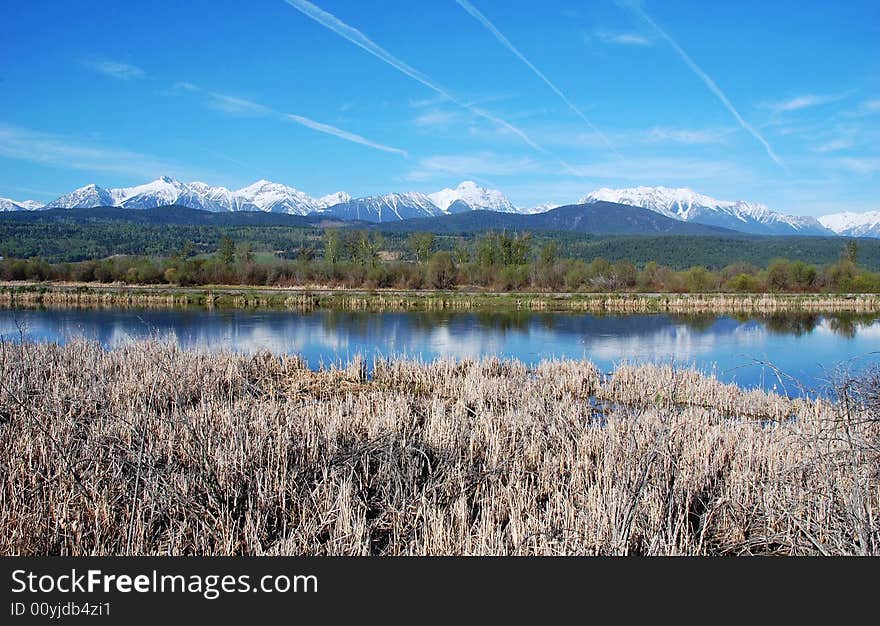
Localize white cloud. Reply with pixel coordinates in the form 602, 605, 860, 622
813, 138, 854, 153
205, 93, 273, 117
413, 109, 460, 128
596, 31, 651, 46
82, 59, 146, 80
0, 124, 190, 178
646, 127, 728, 144
852, 99, 880, 117
406, 152, 536, 181
532, 125, 729, 150
761, 92, 851, 113
836, 157, 880, 174
563, 156, 746, 182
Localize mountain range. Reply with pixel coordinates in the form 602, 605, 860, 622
581, 186, 833, 236
2, 178, 878, 238
376, 201, 737, 236
818, 211, 880, 238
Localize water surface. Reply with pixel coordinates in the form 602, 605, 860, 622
2, 307, 878, 394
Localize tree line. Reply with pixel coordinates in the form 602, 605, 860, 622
1, 230, 877, 293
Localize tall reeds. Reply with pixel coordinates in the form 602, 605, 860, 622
0, 340, 876, 555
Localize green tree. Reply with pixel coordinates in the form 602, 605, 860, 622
477, 233, 499, 267
727, 273, 759, 292
539, 241, 558, 267
787, 261, 816, 290
217, 236, 235, 265
685, 266, 714, 292
844, 240, 859, 265
767, 259, 791, 291
240, 244, 255, 264
612, 260, 637, 288
407, 232, 435, 264
638, 261, 659, 290
178, 240, 196, 259
350, 231, 382, 268
503, 232, 531, 265
453, 239, 470, 265
324, 229, 342, 264
426, 251, 457, 289
827, 259, 857, 290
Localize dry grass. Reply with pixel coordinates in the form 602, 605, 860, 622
3, 283, 879, 313
0, 340, 877, 555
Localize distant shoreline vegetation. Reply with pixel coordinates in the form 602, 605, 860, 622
3, 284, 879, 315
1, 229, 878, 301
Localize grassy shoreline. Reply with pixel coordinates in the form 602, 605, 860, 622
2, 281, 879, 313
1, 340, 876, 555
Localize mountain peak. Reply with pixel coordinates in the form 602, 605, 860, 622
428, 181, 515, 214
582, 186, 830, 236
819, 210, 880, 237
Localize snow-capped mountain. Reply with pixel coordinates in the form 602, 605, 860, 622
187, 182, 259, 212
39, 177, 337, 216
44, 184, 117, 209
0, 198, 23, 212
324, 192, 441, 222
18, 177, 875, 233
582, 186, 832, 236
117, 176, 210, 211
521, 203, 559, 215
15, 200, 45, 210
316, 191, 351, 209
234, 180, 323, 215
428, 181, 516, 214
819, 211, 880, 238
1, 198, 45, 211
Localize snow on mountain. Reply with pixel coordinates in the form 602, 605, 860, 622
42, 177, 328, 215
44, 184, 117, 209
520, 203, 559, 214
186, 182, 258, 212
0, 198, 45, 211
0, 198, 23, 212
117, 176, 213, 210
316, 191, 351, 209
428, 181, 516, 214
819, 211, 880, 238
324, 192, 441, 222
30, 178, 867, 236
235, 180, 321, 215
582, 186, 832, 236
15, 200, 45, 210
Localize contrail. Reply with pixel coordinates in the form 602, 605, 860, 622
282, 0, 551, 156
621, 1, 785, 170
455, 0, 621, 159
178, 83, 407, 157
282, 113, 408, 157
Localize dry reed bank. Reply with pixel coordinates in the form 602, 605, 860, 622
0, 340, 877, 555
2, 282, 879, 313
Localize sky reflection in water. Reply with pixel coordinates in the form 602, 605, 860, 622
1, 308, 878, 394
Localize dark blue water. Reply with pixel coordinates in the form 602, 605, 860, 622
2, 307, 878, 393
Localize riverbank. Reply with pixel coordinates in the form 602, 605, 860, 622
2, 281, 879, 313
1, 340, 876, 555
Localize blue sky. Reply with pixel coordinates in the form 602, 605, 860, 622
1, 0, 877, 214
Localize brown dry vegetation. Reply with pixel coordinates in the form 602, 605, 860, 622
0, 340, 877, 555
2, 283, 880, 314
